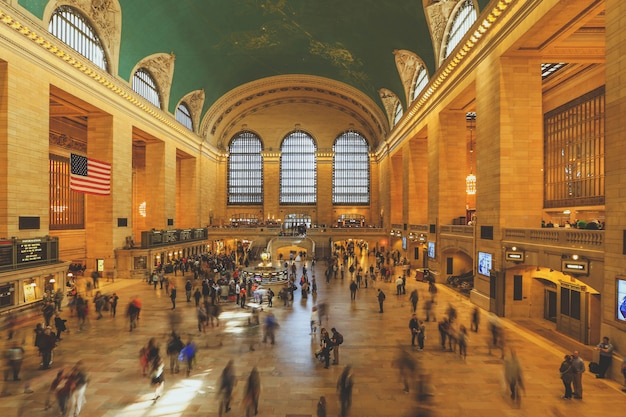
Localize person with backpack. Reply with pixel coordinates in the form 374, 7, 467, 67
331, 328, 344, 365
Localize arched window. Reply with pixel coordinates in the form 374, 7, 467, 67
228, 132, 263, 204
132, 68, 161, 108
411, 65, 429, 103
393, 101, 403, 126
48, 6, 108, 71
442, 0, 477, 61
333, 131, 370, 205
280, 131, 317, 204
175, 102, 194, 131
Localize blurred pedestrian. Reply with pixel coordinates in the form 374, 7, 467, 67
67, 360, 89, 416
337, 365, 354, 417
3, 340, 24, 381
504, 348, 524, 405
471, 307, 480, 332
166, 332, 184, 374
262, 312, 279, 345
317, 396, 327, 417
394, 347, 416, 393
149, 355, 165, 401
170, 286, 177, 310
242, 366, 261, 417
218, 360, 236, 414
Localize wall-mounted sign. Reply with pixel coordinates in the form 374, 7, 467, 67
505, 251, 525, 262
561, 259, 589, 275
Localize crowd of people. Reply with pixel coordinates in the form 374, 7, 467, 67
3, 242, 626, 416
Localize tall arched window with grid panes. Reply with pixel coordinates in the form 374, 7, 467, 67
280, 131, 317, 204
441, 0, 477, 62
48, 5, 109, 72
175, 102, 194, 131
132, 68, 161, 109
333, 131, 370, 205
228, 132, 264, 205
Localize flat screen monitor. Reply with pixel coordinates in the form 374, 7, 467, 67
477, 251, 492, 276
427, 241, 435, 259
617, 278, 626, 322
402, 237, 407, 251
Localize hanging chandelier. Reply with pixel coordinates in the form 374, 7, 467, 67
466, 172, 476, 195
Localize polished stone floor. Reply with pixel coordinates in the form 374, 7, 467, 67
1, 256, 625, 417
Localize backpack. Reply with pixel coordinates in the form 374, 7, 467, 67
335, 332, 344, 345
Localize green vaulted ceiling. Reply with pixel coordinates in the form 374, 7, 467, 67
20, 0, 490, 117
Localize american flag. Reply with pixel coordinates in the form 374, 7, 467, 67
70, 153, 111, 195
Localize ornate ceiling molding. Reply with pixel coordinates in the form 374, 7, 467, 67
378, 88, 401, 129
394, 49, 421, 107
423, 0, 458, 69
201, 75, 389, 149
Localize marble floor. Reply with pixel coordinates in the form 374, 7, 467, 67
1, 257, 625, 417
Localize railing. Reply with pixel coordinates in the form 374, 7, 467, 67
504, 228, 604, 250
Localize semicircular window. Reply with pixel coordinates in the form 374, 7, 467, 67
175, 102, 194, 131
442, 0, 477, 61
132, 68, 161, 109
49, 5, 109, 72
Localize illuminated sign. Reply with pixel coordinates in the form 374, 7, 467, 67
505, 251, 524, 262
561, 259, 589, 275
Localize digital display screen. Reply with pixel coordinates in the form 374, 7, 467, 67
478, 251, 492, 276
617, 278, 626, 322
427, 241, 435, 259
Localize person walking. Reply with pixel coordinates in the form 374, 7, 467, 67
571, 350, 585, 399
471, 307, 480, 332
349, 280, 358, 301
377, 289, 386, 313
3, 341, 24, 381
149, 354, 165, 401
170, 286, 177, 310
394, 347, 416, 393
262, 312, 279, 345
504, 348, 524, 405
67, 360, 89, 416
409, 289, 419, 313
337, 365, 354, 417
316, 396, 327, 417
559, 354, 576, 399
595, 336, 614, 379
242, 366, 261, 417
166, 332, 184, 374
218, 360, 236, 414
54, 314, 67, 341
185, 280, 193, 302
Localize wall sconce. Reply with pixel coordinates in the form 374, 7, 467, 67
49, 278, 56, 283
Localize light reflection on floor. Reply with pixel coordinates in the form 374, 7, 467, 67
103, 374, 210, 417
